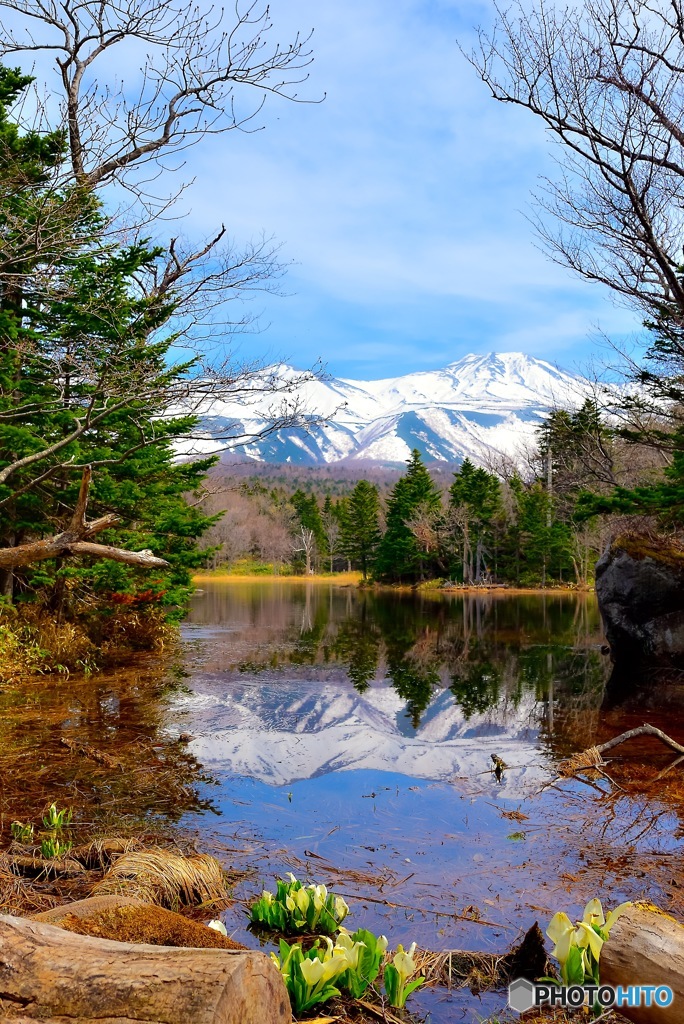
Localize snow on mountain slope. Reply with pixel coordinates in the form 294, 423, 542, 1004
195, 351, 587, 467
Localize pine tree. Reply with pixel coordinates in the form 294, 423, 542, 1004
341, 480, 380, 580
0, 72, 218, 624
504, 478, 574, 586
448, 459, 502, 582
374, 450, 442, 582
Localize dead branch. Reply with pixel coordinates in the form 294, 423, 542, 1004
0, 466, 168, 570
596, 723, 684, 757
558, 723, 684, 778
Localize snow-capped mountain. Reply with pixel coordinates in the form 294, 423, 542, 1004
197, 351, 587, 466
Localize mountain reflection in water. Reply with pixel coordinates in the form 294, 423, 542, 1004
182, 585, 609, 792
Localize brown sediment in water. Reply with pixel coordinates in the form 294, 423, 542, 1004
0, 657, 216, 829
0, 655, 238, 919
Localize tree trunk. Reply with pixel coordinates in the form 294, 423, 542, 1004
601, 903, 684, 1024
0, 913, 291, 1024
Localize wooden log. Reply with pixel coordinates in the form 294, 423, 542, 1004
0, 913, 291, 1024
601, 902, 684, 1024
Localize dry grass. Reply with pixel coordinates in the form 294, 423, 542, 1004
414, 947, 504, 990
411, 923, 551, 994
557, 745, 604, 777
92, 849, 230, 909
0, 857, 60, 916
0, 605, 176, 684
193, 571, 362, 585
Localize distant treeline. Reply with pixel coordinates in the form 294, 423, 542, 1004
201, 400, 663, 587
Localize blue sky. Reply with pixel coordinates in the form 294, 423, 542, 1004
17, 0, 644, 381
177, 0, 645, 380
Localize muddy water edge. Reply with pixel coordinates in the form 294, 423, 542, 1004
2, 581, 684, 1023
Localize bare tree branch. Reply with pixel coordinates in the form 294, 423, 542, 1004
467, 0, 684, 320
0, 0, 319, 203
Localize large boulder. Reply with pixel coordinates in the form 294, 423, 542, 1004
595, 535, 684, 670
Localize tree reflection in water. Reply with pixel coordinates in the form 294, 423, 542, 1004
188, 585, 610, 755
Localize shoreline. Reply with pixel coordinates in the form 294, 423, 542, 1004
192, 571, 362, 585
192, 572, 592, 595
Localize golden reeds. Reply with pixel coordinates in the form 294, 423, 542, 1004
557, 745, 604, 776
92, 849, 230, 909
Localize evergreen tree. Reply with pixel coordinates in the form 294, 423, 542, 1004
448, 459, 502, 582
504, 478, 574, 586
341, 480, 380, 580
0, 71, 218, 621
374, 450, 441, 582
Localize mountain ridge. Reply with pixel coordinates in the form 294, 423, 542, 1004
199, 351, 587, 467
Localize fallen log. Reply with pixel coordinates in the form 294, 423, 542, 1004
0, 913, 291, 1024
6, 853, 86, 879
601, 902, 684, 1024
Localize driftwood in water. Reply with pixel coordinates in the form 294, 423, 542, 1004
558, 722, 684, 776
0, 912, 290, 1024
596, 724, 684, 757
601, 902, 684, 1024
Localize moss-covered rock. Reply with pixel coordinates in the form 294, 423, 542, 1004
34, 895, 245, 949
596, 534, 684, 670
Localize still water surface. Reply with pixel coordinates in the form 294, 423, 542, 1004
175, 582, 684, 1023
3, 583, 680, 1022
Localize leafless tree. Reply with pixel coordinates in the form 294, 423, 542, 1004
293, 524, 316, 575
0, 1, 322, 574
0, 0, 316, 205
405, 499, 450, 578
321, 504, 341, 573
467, 0, 684, 322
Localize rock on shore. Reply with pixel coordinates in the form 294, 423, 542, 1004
595, 535, 684, 671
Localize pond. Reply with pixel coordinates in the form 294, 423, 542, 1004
177, 582, 684, 1022
2, 581, 683, 1023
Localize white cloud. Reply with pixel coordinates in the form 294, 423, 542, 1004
7, 0, 644, 376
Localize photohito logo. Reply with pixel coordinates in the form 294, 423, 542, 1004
508, 978, 674, 1013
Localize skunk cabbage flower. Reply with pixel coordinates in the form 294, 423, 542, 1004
575, 920, 604, 960
207, 919, 227, 936
582, 898, 605, 928
547, 912, 575, 965
299, 957, 327, 987
393, 942, 418, 983
295, 888, 310, 915
334, 895, 349, 922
